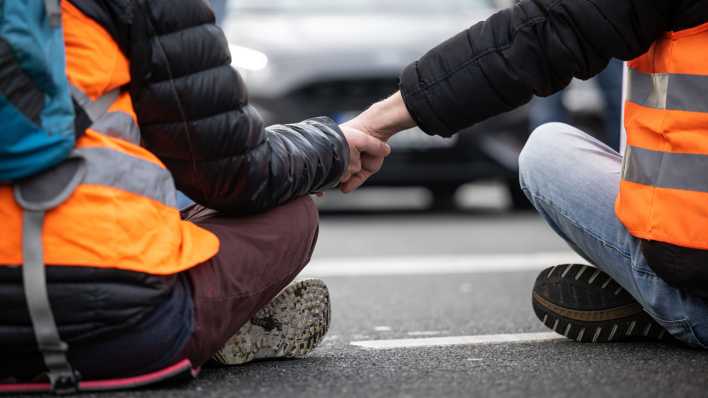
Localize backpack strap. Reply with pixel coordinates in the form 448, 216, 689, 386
21, 211, 78, 394
69, 85, 120, 139
69, 85, 119, 122
13, 155, 87, 395
44, 0, 61, 27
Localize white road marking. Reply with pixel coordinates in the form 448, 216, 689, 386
301, 252, 584, 277
407, 331, 446, 337
374, 326, 392, 332
350, 332, 564, 350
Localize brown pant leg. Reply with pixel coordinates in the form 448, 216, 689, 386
179, 196, 320, 367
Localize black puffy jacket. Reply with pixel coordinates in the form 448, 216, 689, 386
1, 0, 350, 377
399, 0, 708, 291
71, 0, 349, 214
400, 0, 708, 137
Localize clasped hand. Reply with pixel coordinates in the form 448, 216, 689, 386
336, 92, 417, 193
338, 120, 391, 193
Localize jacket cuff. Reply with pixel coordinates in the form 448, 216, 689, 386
305, 116, 350, 190
399, 62, 456, 137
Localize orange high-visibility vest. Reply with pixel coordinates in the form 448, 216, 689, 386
616, 22, 708, 250
0, 1, 219, 275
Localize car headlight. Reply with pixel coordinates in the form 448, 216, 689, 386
229, 44, 269, 71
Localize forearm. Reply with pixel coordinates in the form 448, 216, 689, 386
219, 118, 349, 214
163, 118, 348, 214
399, 0, 670, 137
265, 117, 350, 196
352, 92, 417, 141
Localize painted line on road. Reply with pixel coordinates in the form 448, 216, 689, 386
350, 332, 564, 350
301, 251, 584, 277
407, 331, 447, 337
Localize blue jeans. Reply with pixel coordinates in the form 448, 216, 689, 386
518, 122, 708, 348
176, 190, 195, 211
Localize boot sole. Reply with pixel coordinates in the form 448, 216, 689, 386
213, 278, 331, 365
532, 264, 668, 343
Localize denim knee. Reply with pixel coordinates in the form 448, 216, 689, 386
518, 122, 569, 196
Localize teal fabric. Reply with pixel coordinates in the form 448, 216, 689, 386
0, 0, 75, 181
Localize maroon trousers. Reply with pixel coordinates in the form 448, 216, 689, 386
0, 197, 318, 382
179, 196, 320, 366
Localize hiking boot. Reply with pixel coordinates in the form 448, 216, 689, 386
213, 278, 331, 365
532, 264, 670, 343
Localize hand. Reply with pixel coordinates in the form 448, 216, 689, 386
339, 91, 417, 193
344, 91, 417, 143
339, 125, 391, 193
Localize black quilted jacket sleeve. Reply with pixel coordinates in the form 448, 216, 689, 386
400, 0, 706, 137
129, 0, 349, 214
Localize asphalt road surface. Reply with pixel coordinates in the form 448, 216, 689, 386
27, 185, 708, 398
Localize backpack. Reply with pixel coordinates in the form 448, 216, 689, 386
0, 0, 76, 182
0, 1, 83, 393
0, 3, 199, 394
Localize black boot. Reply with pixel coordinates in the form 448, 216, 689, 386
532, 264, 670, 343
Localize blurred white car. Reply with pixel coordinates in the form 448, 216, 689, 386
223, 0, 603, 209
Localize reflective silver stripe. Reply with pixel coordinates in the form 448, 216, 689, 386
69, 85, 118, 121
622, 145, 708, 193
69, 87, 171, 206
627, 69, 708, 113
77, 147, 178, 208
92, 112, 141, 145
70, 84, 141, 145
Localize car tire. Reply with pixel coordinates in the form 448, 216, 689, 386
428, 185, 459, 212
506, 177, 534, 211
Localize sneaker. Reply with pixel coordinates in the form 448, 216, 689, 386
532, 264, 669, 343
213, 278, 331, 365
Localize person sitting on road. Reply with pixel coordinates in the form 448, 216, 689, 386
339, 0, 708, 347
0, 0, 390, 386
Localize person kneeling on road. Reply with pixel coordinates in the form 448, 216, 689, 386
0, 0, 390, 387
340, 0, 708, 347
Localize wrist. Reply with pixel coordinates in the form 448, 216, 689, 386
362, 92, 417, 141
